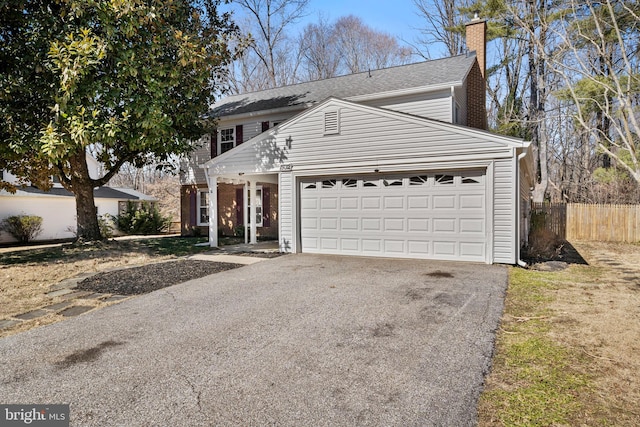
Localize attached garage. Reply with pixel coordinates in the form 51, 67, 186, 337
204, 98, 533, 264
300, 170, 487, 261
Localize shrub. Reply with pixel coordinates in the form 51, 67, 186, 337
1, 214, 44, 243
98, 214, 114, 239
116, 201, 170, 235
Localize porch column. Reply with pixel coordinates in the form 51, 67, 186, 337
249, 180, 257, 244
208, 177, 218, 248
243, 182, 248, 244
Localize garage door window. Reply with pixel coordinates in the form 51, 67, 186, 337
409, 175, 429, 186
342, 178, 358, 188
435, 174, 454, 185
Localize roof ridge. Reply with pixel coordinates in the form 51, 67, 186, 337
223, 54, 471, 98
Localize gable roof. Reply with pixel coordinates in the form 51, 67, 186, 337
0, 186, 155, 200
205, 97, 528, 175
208, 54, 477, 119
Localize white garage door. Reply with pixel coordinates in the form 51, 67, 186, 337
300, 170, 487, 261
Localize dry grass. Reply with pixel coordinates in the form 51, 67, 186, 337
479, 240, 640, 426
0, 237, 211, 337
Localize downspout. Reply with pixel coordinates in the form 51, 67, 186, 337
516, 150, 528, 267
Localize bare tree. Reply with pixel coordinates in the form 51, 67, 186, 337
413, 0, 471, 58
230, 0, 310, 92
299, 14, 341, 81
549, 0, 640, 183
333, 15, 413, 74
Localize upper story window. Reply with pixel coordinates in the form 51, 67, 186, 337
0, 170, 3, 180
220, 128, 235, 154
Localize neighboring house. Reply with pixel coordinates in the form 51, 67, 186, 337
0, 157, 157, 244
181, 17, 534, 264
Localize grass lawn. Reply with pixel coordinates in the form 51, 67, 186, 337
478, 241, 640, 426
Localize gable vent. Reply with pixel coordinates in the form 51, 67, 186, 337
323, 110, 340, 135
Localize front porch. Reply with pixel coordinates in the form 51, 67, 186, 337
206, 173, 279, 248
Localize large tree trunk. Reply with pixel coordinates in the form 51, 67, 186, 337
68, 152, 102, 241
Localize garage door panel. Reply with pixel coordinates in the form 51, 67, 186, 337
320, 238, 338, 250
301, 198, 318, 209
460, 242, 485, 257
340, 218, 359, 231
408, 218, 429, 232
434, 241, 456, 256
433, 218, 456, 233
300, 170, 487, 262
340, 197, 359, 209
362, 197, 381, 209
383, 196, 404, 209
433, 195, 456, 209
408, 195, 429, 209
408, 240, 430, 254
383, 218, 404, 232
320, 218, 338, 230
384, 240, 405, 253
362, 218, 381, 231
362, 239, 382, 252
340, 239, 359, 251
460, 218, 484, 233
301, 218, 318, 230
460, 194, 484, 209
320, 198, 338, 209
302, 237, 318, 249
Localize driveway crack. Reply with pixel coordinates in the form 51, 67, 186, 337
179, 374, 203, 413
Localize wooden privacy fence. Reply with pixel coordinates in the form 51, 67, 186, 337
566, 203, 640, 242
531, 202, 567, 238
531, 202, 640, 242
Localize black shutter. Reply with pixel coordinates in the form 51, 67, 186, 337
263, 186, 270, 227
261, 121, 270, 132
236, 188, 244, 225
190, 189, 197, 226
210, 130, 217, 158
235, 125, 243, 145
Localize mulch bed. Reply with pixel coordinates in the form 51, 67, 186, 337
76, 260, 243, 295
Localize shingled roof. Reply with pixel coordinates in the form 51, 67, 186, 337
209, 54, 477, 118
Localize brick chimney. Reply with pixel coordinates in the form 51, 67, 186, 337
465, 11, 488, 130
465, 11, 487, 80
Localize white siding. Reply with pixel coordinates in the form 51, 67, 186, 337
0, 195, 76, 243
493, 158, 515, 263
180, 135, 211, 185
279, 172, 294, 252
519, 161, 531, 248
207, 99, 525, 264
453, 84, 467, 126
365, 90, 452, 122
275, 104, 513, 170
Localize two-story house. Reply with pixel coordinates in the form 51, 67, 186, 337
180, 17, 534, 264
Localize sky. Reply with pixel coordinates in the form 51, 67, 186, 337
300, 0, 427, 47
223, 0, 443, 59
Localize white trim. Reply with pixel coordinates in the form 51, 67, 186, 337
345, 82, 463, 102
197, 189, 210, 226
218, 126, 236, 155
208, 179, 218, 247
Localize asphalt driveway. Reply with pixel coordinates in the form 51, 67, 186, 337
0, 254, 507, 426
